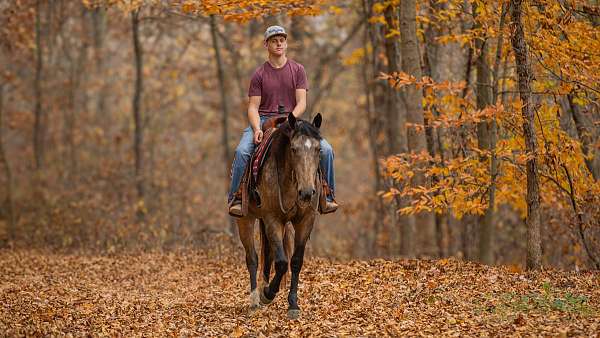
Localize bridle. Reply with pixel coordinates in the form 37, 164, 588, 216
275, 140, 320, 216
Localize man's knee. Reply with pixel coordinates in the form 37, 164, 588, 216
320, 139, 334, 157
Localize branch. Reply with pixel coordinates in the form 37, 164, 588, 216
531, 51, 600, 96
561, 163, 600, 269
309, 20, 364, 108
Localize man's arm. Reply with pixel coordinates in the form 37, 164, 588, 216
248, 95, 263, 144
291, 88, 307, 118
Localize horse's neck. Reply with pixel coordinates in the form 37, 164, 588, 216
268, 131, 296, 198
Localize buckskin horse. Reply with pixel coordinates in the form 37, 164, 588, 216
236, 112, 323, 320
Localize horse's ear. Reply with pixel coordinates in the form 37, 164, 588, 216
288, 112, 296, 130
312, 113, 322, 129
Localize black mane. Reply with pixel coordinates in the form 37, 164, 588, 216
293, 119, 322, 140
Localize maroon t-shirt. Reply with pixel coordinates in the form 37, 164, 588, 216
248, 59, 308, 116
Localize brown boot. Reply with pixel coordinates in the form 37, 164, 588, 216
228, 199, 243, 217
321, 199, 339, 214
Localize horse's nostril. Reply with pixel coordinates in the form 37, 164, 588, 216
298, 189, 313, 201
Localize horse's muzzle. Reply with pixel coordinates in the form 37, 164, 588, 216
298, 188, 316, 202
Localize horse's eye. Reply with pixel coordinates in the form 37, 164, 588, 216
291, 147, 297, 153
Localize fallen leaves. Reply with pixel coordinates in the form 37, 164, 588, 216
0, 250, 598, 336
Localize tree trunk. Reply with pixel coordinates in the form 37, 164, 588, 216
63, 7, 88, 179
457, 2, 476, 260
400, 0, 432, 257
34, 0, 45, 170
473, 1, 496, 265
422, 1, 449, 258
92, 6, 108, 137
383, 4, 402, 155
0, 85, 16, 241
131, 9, 145, 200
365, 0, 388, 255
210, 15, 232, 184
290, 16, 306, 62
510, 0, 542, 270
210, 15, 237, 235
217, 26, 246, 104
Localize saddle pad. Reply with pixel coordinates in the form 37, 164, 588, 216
251, 127, 277, 186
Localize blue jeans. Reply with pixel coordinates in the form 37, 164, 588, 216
228, 116, 336, 202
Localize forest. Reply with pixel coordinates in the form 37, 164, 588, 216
0, 0, 599, 335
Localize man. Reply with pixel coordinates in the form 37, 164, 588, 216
228, 25, 338, 216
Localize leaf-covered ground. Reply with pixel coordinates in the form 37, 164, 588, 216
1, 249, 598, 336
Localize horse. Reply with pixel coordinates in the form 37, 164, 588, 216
236, 112, 323, 320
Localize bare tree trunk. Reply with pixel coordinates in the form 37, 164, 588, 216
383, 5, 402, 155
62, 7, 88, 179
92, 5, 108, 136
400, 0, 432, 257
0, 85, 16, 240
363, 0, 385, 256
290, 16, 306, 62
510, 0, 542, 270
217, 26, 246, 104
34, 0, 45, 170
131, 9, 145, 200
210, 15, 237, 235
365, 0, 389, 255
210, 15, 232, 184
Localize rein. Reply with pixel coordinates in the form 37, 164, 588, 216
275, 158, 297, 215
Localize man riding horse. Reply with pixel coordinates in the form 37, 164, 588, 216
228, 25, 338, 216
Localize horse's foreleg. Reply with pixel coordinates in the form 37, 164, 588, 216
286, 243, 306, 318
259, 219, 272, 287
260, 219, 287, 304
238, 217, 259, 309
287, 216, 315, 319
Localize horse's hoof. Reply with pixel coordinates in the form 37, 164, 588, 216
287, 309, 301, 320
259, 287, 274, 305
248, 304, 260, 315
249, 289, 260, 309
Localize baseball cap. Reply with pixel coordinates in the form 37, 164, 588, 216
264, 25, 287, 41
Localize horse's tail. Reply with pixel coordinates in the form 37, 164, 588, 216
258, 220, 294, 287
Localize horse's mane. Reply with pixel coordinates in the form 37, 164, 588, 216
294, 120, 322, 140
278, 119, 322, 141
269, 118, 322, 164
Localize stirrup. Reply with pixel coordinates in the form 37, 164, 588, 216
320, 197, 339, 214
228, 199, 243, 217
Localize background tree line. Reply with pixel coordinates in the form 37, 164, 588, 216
0, 0, 599, 270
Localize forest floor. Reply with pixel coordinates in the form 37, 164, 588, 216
1, 247, 599, 336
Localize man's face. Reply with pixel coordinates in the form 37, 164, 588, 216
265, 35, 287, 56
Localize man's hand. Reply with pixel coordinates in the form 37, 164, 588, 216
253, 129, 264, 144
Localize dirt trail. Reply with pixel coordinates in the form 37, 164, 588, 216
1, 250, 598, 336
